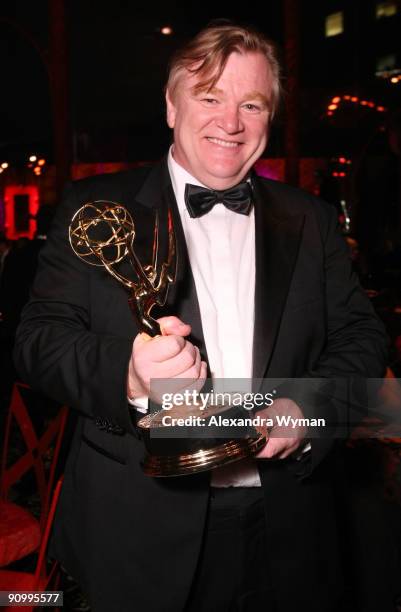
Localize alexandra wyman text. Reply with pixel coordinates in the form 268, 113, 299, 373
160, 415, 326, 429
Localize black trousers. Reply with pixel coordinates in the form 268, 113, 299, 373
185, 487, 276, 612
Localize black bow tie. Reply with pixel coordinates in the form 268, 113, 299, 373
184, 182, 253, 218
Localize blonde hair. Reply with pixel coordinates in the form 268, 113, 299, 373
166, 23, 281, 119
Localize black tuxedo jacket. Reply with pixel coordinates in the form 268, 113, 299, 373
14, 160, 387, 612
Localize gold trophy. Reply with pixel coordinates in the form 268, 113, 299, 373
69, 201, 266, 477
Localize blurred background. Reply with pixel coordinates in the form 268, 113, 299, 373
1, 0, 400, 364
0, 1, 400, 610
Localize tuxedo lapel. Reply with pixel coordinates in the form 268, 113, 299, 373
129, 162, 305, 378
132, 160, 208, 359
252, 177, 305, 380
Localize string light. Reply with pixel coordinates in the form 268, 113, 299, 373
326, 94, 387, 116
331, 157, 352, 178
25, 157, 46, 175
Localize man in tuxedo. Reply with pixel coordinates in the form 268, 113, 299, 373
15, 22, 387, 612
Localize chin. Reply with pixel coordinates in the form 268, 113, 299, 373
206, 161, 246, 179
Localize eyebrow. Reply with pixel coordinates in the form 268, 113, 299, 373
193, 86, 269, 106
192, 86, 224, 96
242, 91, 270, 106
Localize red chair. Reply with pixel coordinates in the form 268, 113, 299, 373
0, 382, 68, 567
0, 477, 64, 612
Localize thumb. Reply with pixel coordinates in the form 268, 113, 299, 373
157, 316, 191, 337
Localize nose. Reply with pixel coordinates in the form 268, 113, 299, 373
217, 104, 244, 134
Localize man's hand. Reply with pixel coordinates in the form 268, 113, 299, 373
255, 398, 307, 459
127, 316, 207, 403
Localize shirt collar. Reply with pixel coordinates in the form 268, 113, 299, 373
167, 146, 207, 214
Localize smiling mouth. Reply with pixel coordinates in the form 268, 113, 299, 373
206, 137, 241, 148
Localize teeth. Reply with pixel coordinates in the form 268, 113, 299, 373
207, 137, 239, 148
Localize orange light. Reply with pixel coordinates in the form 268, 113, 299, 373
328, 104, 337, 110
29, 155, 37, 162
1, 162, 8, 169
332, 96, 341, 103
34, 167, 41, 175
161, 26, 173, 35
391, 77, 398, 83
38, 158, 46, 166
360, 100, 368, 106
377, 106, 386, 112
343, 95, 351, 100
351, 96, 358, 102
0, 168, 3, 174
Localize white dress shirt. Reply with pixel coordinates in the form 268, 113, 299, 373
130, 149, 309, 483
167, 149, 262, 487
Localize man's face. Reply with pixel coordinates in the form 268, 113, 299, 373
166, 52, 272, 190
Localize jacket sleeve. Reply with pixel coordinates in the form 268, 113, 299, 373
279, 201, 388, 476
14, 182, 137, 435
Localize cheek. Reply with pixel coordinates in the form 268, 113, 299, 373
250, 122, 269, 148
175, 112, 198, 137
191, 113, 212, 134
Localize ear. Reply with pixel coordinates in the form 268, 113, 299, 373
165, 89, 177, 129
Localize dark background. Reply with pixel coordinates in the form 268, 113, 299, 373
0, 0, 400, 165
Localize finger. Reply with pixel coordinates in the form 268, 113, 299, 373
277, 441, 301, 459
170, 346, 202, 380
200, 360, 207, 380
133, 331, 153, 352
157, 316, 191, 337
152, 341, 198, 377
186, 346, 201, 378
171, 359, 207, 396
143, 334, 187, 363
172, 345, 200, 378
191, 361, 207, 394
258, 436, 288, 459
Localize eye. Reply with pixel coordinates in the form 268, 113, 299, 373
242, 103, 262, 113
200, 97, 218, 105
